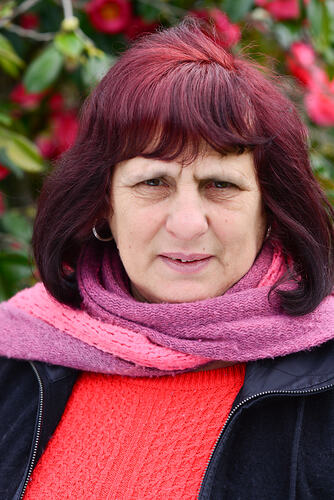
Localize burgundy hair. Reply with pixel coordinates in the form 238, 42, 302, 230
33, 18, 334, 314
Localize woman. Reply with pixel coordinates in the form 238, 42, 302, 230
1, 18, 334, 499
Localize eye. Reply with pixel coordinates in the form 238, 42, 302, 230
142, 178, 164, 187
207, 180, 236, 190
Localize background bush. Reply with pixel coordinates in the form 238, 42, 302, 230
1, 0, 334, 300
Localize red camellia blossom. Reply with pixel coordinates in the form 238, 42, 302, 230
19, 12, 39, 30
287, 42, 318, 88
289, 59, 328, 90
192, 9, 240, 48
286, 41, 334, 125
36, 109, 79, 159
10, 83, 45, 110
287, 58, 312, 87
124, 16, 158, 40
36, 92, 79, 159
305, 82, 334, 126
48, 93, 64, 113
52, 110, 79, 154
35, 133, 57, 160
255, 0, 299, 20
86, 0, 132, 34
290, 42, 315, 67
255, 0, 310, 20
0, 164, 9, 181
287, 41, 329, 92
211, 9, 241, 47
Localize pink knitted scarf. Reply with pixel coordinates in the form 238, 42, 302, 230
1, 240, 334, 376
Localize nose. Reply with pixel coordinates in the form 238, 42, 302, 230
165, 191, 208, 241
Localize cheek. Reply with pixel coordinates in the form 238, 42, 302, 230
214, 213, 251, 239
214, 203, 265, 246
111, 205, 162, 252
240, 196, 266, 233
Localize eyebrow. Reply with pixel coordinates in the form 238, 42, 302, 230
126, 166, 247, 184
127, 169, 174, 183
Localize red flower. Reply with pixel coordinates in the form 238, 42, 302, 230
290, 42, 315, 67
285, 41, 334, 125
255, 0, 299, 20
287, 58, 313, 87
19, 12, 39, 30
192, 9, 240, 48
211, 9, 241, 47
35, 133, 57, 160
52, 110, 79, 154
287, 42, 316, 88
289, 61, 328, 90
48, 93, 64, 113
124, 16, 158, 40
305, 82, 334, 126
36, 110, 79, 159
287, 42, 330, 92
0, 164, 9, 181
10, 83, 45, 110
86, 0, 132, 34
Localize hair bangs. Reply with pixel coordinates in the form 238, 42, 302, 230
109, 58, 268, 167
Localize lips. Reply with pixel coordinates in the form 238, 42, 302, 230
160, 252, 212, 262
159, 254, 213, 274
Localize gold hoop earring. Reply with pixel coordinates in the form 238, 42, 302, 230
92, 221, 113, 242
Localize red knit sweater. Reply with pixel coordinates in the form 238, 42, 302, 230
25, 364, 245, 499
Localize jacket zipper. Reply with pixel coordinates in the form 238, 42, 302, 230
19, 362, 44, 499
198, 382, 334, 499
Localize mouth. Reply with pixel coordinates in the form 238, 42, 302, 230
160, 253, 213, 262
158, 254, 213, 274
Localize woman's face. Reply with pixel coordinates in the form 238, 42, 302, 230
109, 149, 266, 303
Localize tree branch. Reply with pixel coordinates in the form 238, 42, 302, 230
61, 0, 73, 19
4, 23, 55, 41
0, 0, 41, 28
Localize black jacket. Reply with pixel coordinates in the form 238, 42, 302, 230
2, 339, 334, 500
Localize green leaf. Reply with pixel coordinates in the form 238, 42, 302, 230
320, 2, 330, 48
307, 0, 322, 35
9, 136, 45, 173
137, 2, 161, 22
273, 23, 299, 49
0, 33, 24, 78
81, 54, 115, 88
0, 126, 46, 173
0, 252, 33, 300
23, 44, 64, 93
0, 148, 24, 178
0, 1, 15, 19
54, 31, 85, 58
0, 211, 32, 243
220, 0, 253, 22
307, 0, 331, 49
0, 112, 12, 127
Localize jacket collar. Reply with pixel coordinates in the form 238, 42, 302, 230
30, 338, 334, 404
234, 339, 334, 407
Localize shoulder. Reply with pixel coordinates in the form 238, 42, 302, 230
0, 356, 79, 405
0, 357, 78, 428
0, 357, 79, 499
